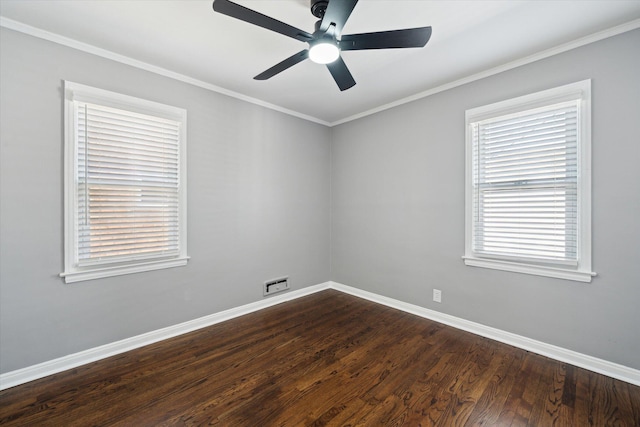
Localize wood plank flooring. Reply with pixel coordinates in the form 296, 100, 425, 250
1, 290, 638, 426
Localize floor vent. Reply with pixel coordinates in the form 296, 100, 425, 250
264, 276, 289, 296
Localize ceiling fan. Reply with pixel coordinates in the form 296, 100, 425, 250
212, 0, 432, 91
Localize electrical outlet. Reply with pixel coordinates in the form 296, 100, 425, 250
433, 289, 442, 303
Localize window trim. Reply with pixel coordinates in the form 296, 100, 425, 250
464, 80, 595, 282
61, 81, 188, 283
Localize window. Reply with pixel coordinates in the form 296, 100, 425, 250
464, 80, 594, 282
61, 82, 188, 283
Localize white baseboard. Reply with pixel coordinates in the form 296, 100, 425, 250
0, 282, 330, 391
329, 281, 640, 387
2, 280, 638, 390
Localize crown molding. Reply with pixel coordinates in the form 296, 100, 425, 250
330, 18, 640, 126
2, 16, 638, 128
0, 17, 331, 127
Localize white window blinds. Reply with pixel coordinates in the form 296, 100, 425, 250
471, 101, 579, 264
76, 103, 181, 265
62, 81, 187, 283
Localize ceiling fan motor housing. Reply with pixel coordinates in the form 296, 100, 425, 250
310, 0, 328, 19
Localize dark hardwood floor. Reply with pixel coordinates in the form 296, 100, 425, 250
1, 290, 638, 426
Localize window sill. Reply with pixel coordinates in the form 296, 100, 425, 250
462, 256, 596, 283
60, 256, 190, 284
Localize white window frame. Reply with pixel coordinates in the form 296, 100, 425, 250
464, 80, 595, 282
61, 81, 188, 283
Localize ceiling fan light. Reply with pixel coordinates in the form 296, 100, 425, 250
309, 42, 340, 64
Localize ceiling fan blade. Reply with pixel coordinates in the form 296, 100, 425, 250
326, 57, 356, 91
213, 0, 313, 42
254, 50, 309, 80
340, 27, 432, 51
320, 0, 358, 36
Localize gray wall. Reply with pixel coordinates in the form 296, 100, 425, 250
2, 25, 639, 376
0, 28, 331, 373
331, 29, 640, 370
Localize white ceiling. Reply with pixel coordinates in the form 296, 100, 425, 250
1, 0, 639, 125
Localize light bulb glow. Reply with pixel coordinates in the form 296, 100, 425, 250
309, 42, 340, 64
